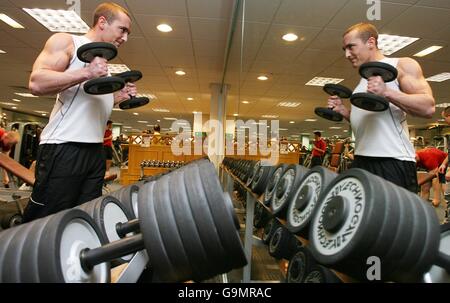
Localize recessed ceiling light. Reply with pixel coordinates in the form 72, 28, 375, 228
242, 100, 250, 104
22, 9, 88, 33
108, 64, 130, 74
0, 49, 6, 54
157, 119, 161, 122
157, 23, 173, 33
233, 113, 238, 117
278, 102, 301, 108
289, 121, 295, 124
0, 13, 24, 29
257, 75, 269, 81
378, 34, 419, 55
426, 73, 450, 82
14, 92, 38, 98
305, 77, 344, 86
414, 46, 443, 57
186, 97, 194, 101
175, 70, 186, 76
133, 113, 139, 116
41, 113, 46, 116
282, 33, 298, 42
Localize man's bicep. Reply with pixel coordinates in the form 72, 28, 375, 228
32, 34, 72, 73
399, 58, 433, 96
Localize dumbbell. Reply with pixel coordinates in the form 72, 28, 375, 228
308, 168, 450, 282
350, 61, 398, 111
262, 164, 288, 206
286, 247, 316, 283
315, 84, 352, 122
115, 70, 150, 110
77, 42, 125, 95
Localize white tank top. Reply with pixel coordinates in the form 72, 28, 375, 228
350, 57, 415, 162
40, 35, 114, 144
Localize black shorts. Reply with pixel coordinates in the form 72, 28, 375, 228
22, 142, 105, 223
103, 146, 113, 160
351, 155, 418, 193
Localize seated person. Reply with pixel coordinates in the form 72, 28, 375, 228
416, 147, 447, 207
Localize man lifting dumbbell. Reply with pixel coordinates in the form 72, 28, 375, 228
23, 2, 136, 222
326, 22, 435, 192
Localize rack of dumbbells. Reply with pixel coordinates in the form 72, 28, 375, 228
220, 157, 450, 283
139, 160, 185, 180
0, 158, 247, 283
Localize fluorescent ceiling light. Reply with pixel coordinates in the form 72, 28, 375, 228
175, 70, 186, 76
436, 103, 450, 108
378, 34, 419, 56
0, 13, 24, 28
289, 121, 295, 124
14, 92, 38, 98
109, 64, 130, 74
343, 130, 349, 132
0, 49, 6, 54
278, 102, 301, 108
414, 46, 443, 57
133, 113, 139, 116
112, 108, 123, 111
123, 126, 132, 129
157, 119, 161, 122
305, 118, 317, 122
12, 99, 21, 102
33, 110, 48, 114
23, 8, 89, 33
164, 117, 178, 121
257, 75, 269, 81
282, 33, 298, 42
137, 121, 148, 123
426, 73, 450, 82
157, 24, 172, 32
305, 77, 344, 86
153, 108, 170, 113
41, 113, 47, 116
233, 113, 238, 116
186, 97, 194, 101
279, 128, 288, 131
262, 115, 278, 118
329, 126, 342, 129
242, 100, 250, 104
1, 102, 16, 106
11, 106, 17, 109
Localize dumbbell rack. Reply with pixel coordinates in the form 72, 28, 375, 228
219, 165, 355, 283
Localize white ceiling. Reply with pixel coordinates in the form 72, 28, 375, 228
0, 0, 449, 138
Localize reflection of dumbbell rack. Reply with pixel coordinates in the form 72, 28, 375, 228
220, 158, 353, 283
138, 160, 185, 180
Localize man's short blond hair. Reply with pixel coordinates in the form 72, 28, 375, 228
344, 22, 379, 47
93, 2, 131, 27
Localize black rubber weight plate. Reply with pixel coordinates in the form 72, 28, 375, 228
181, 163, 233, 275
196, 161, 247, 269
350, 92, 389, 111
168, 170, 213, 281
153, 175, 193, 282
323, 83, 352, 99
138, 182, 179, 282
315, 107, 343, 122
0, 222, 30, 282
119, 97, 150, 110
84, 76, 125, 95
77, 42, 117, 63
115, 70, 142, 83
359, 61, 398, 82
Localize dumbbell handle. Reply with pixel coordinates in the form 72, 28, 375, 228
116, 219, 140, 238
435, 251, 450, 272
80, 233, 145, 272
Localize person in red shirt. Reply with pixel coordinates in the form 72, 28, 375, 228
311, 131, 327, 167
416, 147, 447, 207
0, 128, 20, 187
103, 120, 113, 177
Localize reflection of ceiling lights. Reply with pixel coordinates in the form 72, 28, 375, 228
426, 73, 450, 82
0, 13, 24, 28
305, 77, 344, 86
109, 64, 130, 74
414, 46, 443, 57
14, 92, 38, 98
23, 8, 89, 33
153, 108, 170, 112
278, 102, 301, 108
157, 24, 173, 32
257, 75, 269, 81
378, 34, 419, 55
282, 33, 298, 42
175, 70, 186, 76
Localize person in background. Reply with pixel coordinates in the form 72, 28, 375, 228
103, 120, 113, 177
0, 129, 20, 187
311, 131, 326, 167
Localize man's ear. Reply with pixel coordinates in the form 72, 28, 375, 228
367, 36, 377, 49
98, 16, 108, 30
